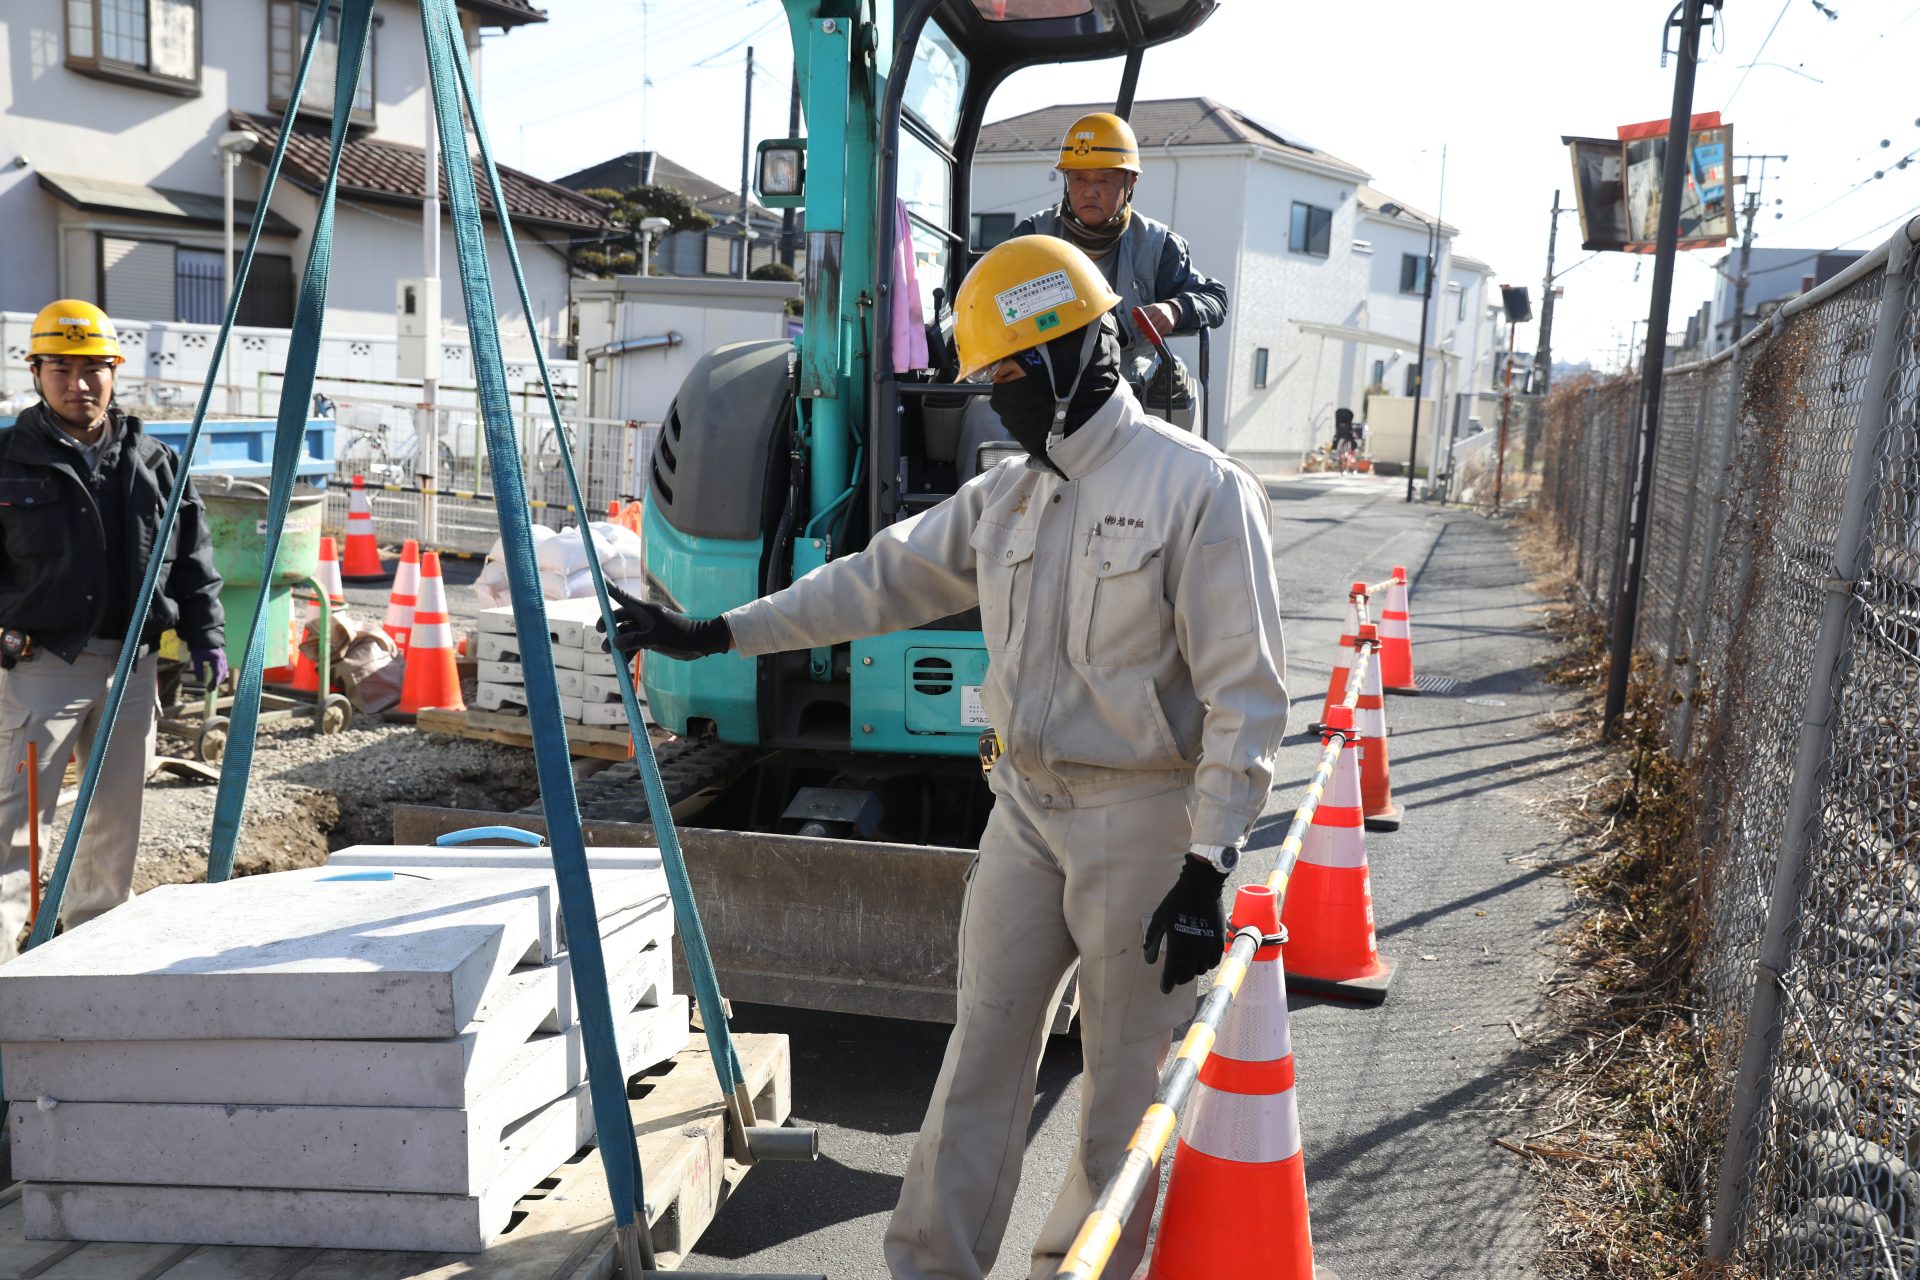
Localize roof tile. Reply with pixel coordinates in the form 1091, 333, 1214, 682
976, 97, 1367, 179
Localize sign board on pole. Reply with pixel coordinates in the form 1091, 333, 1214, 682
1562, 111, 1733, 253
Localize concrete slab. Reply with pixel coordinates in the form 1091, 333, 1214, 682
475, 633, 521, 663
542, 598, 610, 651
9, 998, 688, 1196
0, 872, 555, 1043
475, 682, 528, 712
1, 922, 674, 1108
21, 1082, 597, 1252
478, 660, 523, 685
327, 843, 664, 877
576, 700, 629, 727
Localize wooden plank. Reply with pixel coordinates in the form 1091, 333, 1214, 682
413, 709, 640, 763
0, 1034, 790, 1279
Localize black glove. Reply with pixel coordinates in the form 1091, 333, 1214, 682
602, 584, 733, 661
1143, 856, 1230, 995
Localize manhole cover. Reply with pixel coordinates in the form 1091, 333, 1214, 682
1463, 696, 1507, 708
1419, 674, 1465, 694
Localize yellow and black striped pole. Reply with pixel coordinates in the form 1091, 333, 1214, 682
1053, 641, 1375, 1280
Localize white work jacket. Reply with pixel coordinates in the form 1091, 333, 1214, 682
725, 382, 1287, 849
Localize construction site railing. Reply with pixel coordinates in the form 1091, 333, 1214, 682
1536, 215, 1920, 1276
1054, 641, 1376, 1280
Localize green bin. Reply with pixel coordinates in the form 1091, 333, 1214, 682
199, 480, 325, 668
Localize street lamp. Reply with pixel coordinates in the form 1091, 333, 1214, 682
215, 129, 258, 411
1381, 201, 1439, 503
638, 215, 670, 276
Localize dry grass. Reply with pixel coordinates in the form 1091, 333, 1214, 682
1513, 511, 1736, 1280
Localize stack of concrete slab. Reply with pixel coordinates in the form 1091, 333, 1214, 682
474, 598, 643, 728
0, 853, 686, 1253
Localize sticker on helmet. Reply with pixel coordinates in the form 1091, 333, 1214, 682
57, 317, 93, 328
1035, 311, 1061, 332
996, 271, 1077, 325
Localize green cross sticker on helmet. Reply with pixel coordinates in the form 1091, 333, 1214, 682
994, 271, 1077, 325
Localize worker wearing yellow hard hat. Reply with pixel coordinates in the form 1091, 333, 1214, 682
0, 300, 226, 958
1017, 111, 1228, 425
607, 237, 1287, 1280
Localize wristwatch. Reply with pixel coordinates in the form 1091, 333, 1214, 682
1189, 843, 1239, 873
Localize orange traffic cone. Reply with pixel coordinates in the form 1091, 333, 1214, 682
1280, 704, 1396, 1003
1354, 624, 1402, 833
1378, 565, 1417, 695
1309, 582, 1367, 735
290, 536, 345, 694
1149, 884, 1335, 1280
340, 475, 388, 581
384, 539, 420, 657
398, 551, 465, 714
263, 616, 300, 684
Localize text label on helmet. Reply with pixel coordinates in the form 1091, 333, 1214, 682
995, 271, 1077, 325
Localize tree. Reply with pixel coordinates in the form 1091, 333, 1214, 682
571, 184, 717, 278
749, 261, 803, 317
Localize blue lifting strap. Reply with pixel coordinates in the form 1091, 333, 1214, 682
421, 0, 748, 1100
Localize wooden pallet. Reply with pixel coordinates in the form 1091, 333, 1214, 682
414, 708, 659, 762
0, 1033, 791, 1280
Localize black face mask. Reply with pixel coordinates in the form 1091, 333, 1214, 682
988, 319, 1122, 464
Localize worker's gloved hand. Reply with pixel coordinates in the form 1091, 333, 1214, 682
602, 584, 733, 661
1143, 855, 1230, 995
190, 646, 229, 689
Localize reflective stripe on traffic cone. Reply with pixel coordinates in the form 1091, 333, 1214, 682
1379, 565, 1417, 694
384, 539, 420, 656
1354, 623, 1402, 833
340, 475, 389, 581
398, 551, 465, 714
1149, 885, 1336, 1280
1310, 582, 1367, 734
1280, 704, 1396, 1003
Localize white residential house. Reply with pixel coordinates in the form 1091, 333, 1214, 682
0, 0, 611, 362
971, 97, 1501, 475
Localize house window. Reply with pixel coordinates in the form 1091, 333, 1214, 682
66, 0, 201, 93
1400, 253, 1428, 295
1456, 286, 1467, 321
1288, 202, 1332, 257
269, 1, 376, 124
1372, 358, 1386, 387
175, 247, 225, 324
970, 212, 1015, 253
1404, 364, 1422, 397
1253, 347, 1270, 389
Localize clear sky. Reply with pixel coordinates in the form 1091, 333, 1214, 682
478, 0, 1920, 368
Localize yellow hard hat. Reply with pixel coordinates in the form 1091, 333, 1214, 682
1056, 112, 1140, 174
953, 236, 1121, 382
29, 300, 123, 363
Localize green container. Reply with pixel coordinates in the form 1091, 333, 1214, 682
200, 483, 325, 670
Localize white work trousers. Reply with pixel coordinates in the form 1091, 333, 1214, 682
885, 769, 1194, 1280
0, 644, 156, 960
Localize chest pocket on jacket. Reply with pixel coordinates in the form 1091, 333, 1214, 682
1071, 532, 1165, 667
970, 519, 1036, 651
0, 478, 66, 557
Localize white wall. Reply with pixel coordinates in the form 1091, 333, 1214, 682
0, 3, 565, 358
574, 277, 797, 424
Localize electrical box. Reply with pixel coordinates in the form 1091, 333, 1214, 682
396, 277, 441, 381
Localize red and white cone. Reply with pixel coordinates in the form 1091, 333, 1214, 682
1149, 885, 1336, 1279
1280, 704, 1397, 1003
1309, 582, 1368, 734
1354, 623, 1402, 833
340, 475, 388, 581
1379, 565, 1418, 694
398, 551, 465, 714
384, 539, 420, 657
290, 536, 346, 694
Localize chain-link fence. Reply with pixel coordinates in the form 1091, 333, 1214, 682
1537, 216, 1920, 1276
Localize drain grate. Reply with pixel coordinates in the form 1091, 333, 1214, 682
1418, 674, 1465, 695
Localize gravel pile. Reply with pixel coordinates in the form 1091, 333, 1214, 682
36, 717, 543, 898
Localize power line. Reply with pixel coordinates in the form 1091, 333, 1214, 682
1724, 0, 1793, 108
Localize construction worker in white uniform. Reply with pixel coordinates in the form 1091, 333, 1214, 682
607, 236, 1286, 1279
0, 301, 226, 958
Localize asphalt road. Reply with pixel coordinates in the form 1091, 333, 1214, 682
680, 474, 1586, 1278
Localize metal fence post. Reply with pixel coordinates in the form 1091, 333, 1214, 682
1704, 224, 1914, 1261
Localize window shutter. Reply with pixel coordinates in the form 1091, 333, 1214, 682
703, 234, 730, 275
102, 236, 177, 321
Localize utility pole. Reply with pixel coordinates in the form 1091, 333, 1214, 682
737, 46, 756, 281
1602, 0, 1715, 737
780, 71, 801, 270
1729, 153, 1786, 345
1522, 190, 1566, 472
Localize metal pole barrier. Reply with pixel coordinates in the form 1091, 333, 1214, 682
1704, 223, 1913, 1260
1054, 644, 1375, 1280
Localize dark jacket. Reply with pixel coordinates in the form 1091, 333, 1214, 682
1013, 206, 1229, 347
0, 403, 224, 664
